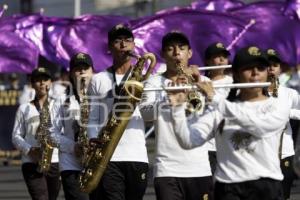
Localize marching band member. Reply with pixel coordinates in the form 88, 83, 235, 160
140, 31, 213, 200
266, 48, 300, 200
12, 67, 60, 200
168, 46, 296, 200
204, 42, 233, 98
87, 24, 149, 200
50, 53, 93, 200
203, 42, 233, 174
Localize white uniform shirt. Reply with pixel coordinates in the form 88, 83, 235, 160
50, 95, 83, 172
206, 75, 233, 152
140, 74, 212, 178
274, 86, 300, 159
12, 100, 59, 164
87, 71, 148, 163
171, 94, 293, 183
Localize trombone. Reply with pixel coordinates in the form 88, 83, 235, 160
143, 82, 271, 92
198, 65, 231, 71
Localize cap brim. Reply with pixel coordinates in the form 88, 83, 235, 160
31, 73, 51, 81
109, 29, 134, 43
245, 57, 269, 68
205, 49, 230, 60
267, 56, 281, 63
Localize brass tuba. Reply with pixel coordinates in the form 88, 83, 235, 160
79, 52, 156, 193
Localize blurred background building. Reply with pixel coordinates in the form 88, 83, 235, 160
2, 0, 285, 18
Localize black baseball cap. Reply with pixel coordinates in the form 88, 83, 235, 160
31, 67, 52, 83
162, 31, 190, 50
205, 42, 230, 60
69, 52, 93, 70
108, 24, 134, 44
266, 48, 282, 63
232, 46, 269, 70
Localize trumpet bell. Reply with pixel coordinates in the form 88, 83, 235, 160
124, 80, 144, 101
186, 93, 205, 114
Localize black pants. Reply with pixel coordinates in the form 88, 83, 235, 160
22, 162, 61, 200
209, 151, 217, 175
154, 176, 213, 200
61, 170, 89, 200
281, 156, 297, 200
90, 161, 148, 200
214, 178, 284, 200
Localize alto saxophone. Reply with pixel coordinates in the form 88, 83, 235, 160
176, 63, 205, 114
79, 52, 156, 193
35, 99, 54, 173
269, 74, 279, 97
77, 78, 90, 165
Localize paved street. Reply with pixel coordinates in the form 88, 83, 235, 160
1, 138, 300, 200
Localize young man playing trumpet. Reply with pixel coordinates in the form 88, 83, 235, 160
140, 31, 213, 200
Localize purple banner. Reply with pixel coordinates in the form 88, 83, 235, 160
1, 0, 300, 72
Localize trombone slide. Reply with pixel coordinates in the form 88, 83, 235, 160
143, 82, 271, 92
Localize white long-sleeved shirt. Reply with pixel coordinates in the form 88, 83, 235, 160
87, 71, 148, 163
171, 94, 292, 183
50, 95, 83, 172
272, 86, 300, 159
140, 74, 212, 178
206, 75, 233, 152
12, 100, 59, 164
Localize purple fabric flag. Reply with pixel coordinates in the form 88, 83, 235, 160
130, 8, 247, 71
1, 0, 300, 73
190, 0, 244, 12
229, 1, 300, 66
283, 0, 300, 20
0, 32, 38, 73
54, 15, 130, 71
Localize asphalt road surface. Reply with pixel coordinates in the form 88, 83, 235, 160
1, 138, 300, 200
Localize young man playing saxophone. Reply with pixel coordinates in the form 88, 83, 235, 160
50, 53, 94, 200
87, 24, 149, 200
12, 67, 61, 200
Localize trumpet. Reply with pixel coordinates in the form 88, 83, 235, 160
143, 82, 271, 92
198, 65, 231, 71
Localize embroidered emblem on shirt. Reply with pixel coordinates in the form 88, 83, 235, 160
230, 131, 253, 152
141, 173, 146, 180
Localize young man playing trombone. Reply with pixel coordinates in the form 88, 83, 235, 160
168, 46, 298, 200
140, 31, 213, 200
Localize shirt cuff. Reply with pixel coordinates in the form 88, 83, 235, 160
210, 93, 224, 107
171, 104, 186, 119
